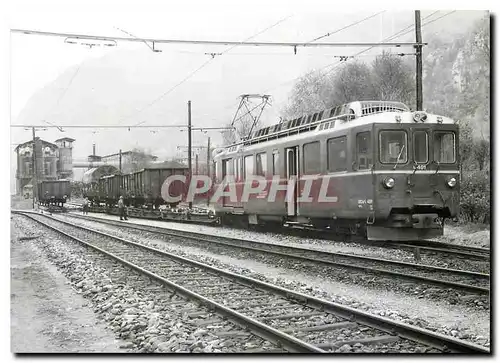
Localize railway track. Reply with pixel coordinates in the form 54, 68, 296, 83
12, 210, 489, 354
65, 202, 217, 224
64, 202, 490, 262
282, 225, 490, 261
58, 212, 489, 296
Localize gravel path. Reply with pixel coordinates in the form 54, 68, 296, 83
10, 217, 122, 353
55, 213, 490, 348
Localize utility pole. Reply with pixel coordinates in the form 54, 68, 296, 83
415, 10, 423, 111
32, 127, 37, 209
206, 136, 211, 206
187, 100, 192, 209
119, 149, 122, 173
206, 137, 211, 177
195, 154, 199, 175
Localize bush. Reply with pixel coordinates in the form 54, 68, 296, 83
460, 170, 490, 223
70, 181, 84, 198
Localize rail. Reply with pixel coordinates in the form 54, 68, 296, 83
13, 210, 490, 354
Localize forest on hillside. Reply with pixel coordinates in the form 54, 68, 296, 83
281, 15, 490, 223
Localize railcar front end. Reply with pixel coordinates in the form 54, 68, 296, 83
364, 116, 459, 241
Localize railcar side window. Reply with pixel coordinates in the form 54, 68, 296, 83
233, 158, 240, 180
379, 131, 408, 164
222, 158, 232, 179
434, 132, 455, 163
414, 131, 428, 163
272, 151, 279, 175
244, 155, 254, 179
236, 158, 241, 180
327, 136, 347, 172
356, 132, 372, 169
256, 152, 267, 176
214, 161, 219, 180
303, 142, 321, 174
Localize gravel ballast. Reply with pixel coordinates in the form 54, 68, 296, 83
53, 213, 490, 348
12, 215, 282, 353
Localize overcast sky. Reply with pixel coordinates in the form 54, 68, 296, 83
4, 0, 491, 192
9, 8, 485, 120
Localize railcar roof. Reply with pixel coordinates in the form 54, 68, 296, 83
214, 109, 456, 159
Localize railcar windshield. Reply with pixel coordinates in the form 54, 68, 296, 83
379, 130, 408, 164
414, 131, 428, 163
434, 132, 456, 163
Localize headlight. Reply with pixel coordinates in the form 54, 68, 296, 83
413, 111, 428, 122
447, 177, 457, 188
383, 177, 395, 189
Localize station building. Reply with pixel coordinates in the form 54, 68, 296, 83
15, 137, 75, 196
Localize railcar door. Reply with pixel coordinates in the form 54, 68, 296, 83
285, 147, 299, 216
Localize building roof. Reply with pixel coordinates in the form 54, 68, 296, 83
55, 137, 76, 142
15, 138, 58, 152
146, 160, 188, 169
102, 150, 158, 159
82, 165, 119, 184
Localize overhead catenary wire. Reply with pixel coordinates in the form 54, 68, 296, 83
12, 12, 450, 131
123, 14, 293, 126
124, 57, 215, 125
114, 27, 159, 52
11, 28, 423, 48
41, 64, 82, 123
307, 11, 386, 43
263, 10, 448, 93
321, 11, 445, 76
10, 124, 234, 130
214, 11, 389, 114
383, 10, 456, 42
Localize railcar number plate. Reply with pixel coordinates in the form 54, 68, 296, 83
416, 164, 427, 170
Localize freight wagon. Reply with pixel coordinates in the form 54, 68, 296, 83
38, 179, 71, 206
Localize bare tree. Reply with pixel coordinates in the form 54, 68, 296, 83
221, 118, 263, 145
371, 51, 415, 108
221, 123, 238, 145
331, 61, 376, 104
281, 70, 335, 119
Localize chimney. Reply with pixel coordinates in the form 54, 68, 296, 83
93, 144, 96, 156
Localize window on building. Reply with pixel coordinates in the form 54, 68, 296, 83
327, 136, 347, 172
44, 162, 50, 175
414, 131, 428, 163
434, 132, 455, 163
25, 161, 32, 176
303, 141, 321, 174
356, 132, 372, 169
272, 151, 279, 175
244, 155, 254, 179
256, 152, 267, 176
379, 131, 408, 164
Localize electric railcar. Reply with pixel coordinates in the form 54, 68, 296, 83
212, 101, 459, 241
